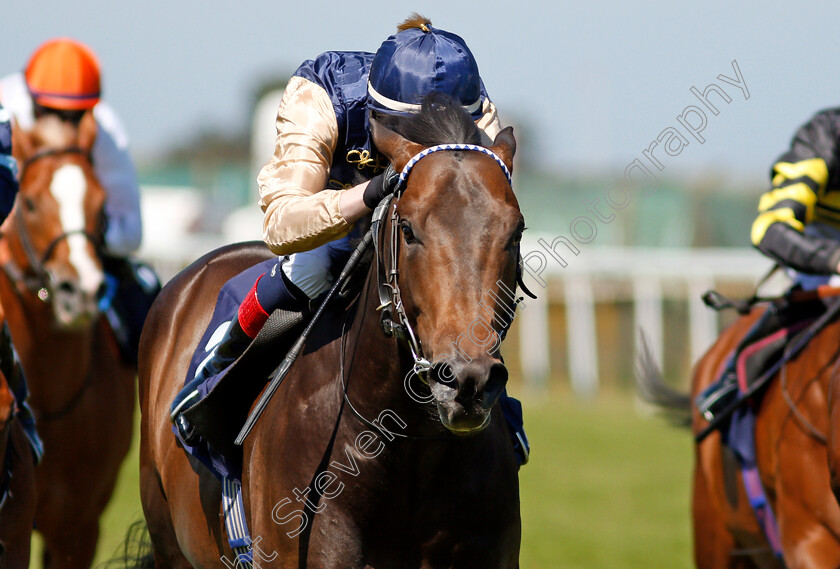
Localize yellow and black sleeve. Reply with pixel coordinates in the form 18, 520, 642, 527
751, 110, 840, 274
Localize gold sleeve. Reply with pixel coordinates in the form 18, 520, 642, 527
258, 76, 351, 256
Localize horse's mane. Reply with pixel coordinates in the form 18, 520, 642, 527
376, 92, 482, 147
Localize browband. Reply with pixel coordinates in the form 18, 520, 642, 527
395, 144, 512, 194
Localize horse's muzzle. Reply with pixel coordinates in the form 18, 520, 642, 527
50, 275, 106, 328
429, 359, 508, 434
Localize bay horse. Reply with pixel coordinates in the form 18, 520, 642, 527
0, 113, 136, 568
0, 339, 36, 569
638, 304, 840, 568
139, 97, 522, 567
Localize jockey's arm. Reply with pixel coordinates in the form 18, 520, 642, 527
751, 110, 840, 274
91, 103, 142, 257
258, 76, 366, 257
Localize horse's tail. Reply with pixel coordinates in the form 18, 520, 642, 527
635, 333, 692, 427
97, 520, 155, 569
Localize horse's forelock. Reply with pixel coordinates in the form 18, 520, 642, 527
380, 92, 481, 147
31, 115, 77, 151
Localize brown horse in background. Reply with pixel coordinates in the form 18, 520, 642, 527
139, 100, 521, 567
0, 114, 136, 568
639, 305, 840, 568
0, 327, 36, 569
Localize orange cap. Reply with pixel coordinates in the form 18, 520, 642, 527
24, 38, 101, 110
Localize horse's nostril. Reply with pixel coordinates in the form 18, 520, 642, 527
57, 280, 77, 295
485, 363, 508, 400
431, 361, 458, 388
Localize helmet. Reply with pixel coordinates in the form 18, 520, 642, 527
24, 38, 101, 111
368, 19, 482, 118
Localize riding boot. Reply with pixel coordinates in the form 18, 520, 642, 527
171, 318, 253, 444
171, 266, 308, 445
100, 255, 162, 366
499, 391, 529, 467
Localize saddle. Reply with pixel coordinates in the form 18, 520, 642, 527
697, 287, 840, 428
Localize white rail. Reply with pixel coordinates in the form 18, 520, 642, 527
516, 238, 779, 395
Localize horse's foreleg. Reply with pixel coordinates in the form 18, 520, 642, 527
39, 519, 99, 569
775, 491, 840, 568
775, 420, 840, 569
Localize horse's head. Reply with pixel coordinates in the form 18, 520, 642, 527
371, 95, 521, 435
7, 113, 106, 328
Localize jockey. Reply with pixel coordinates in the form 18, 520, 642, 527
698, 107, 840, 418
0, 103, 43, 462
171, 15, 530, 465
0, 38, 160, 364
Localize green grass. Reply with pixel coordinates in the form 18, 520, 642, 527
518, 389, 693, 569
29, 389, 694, 568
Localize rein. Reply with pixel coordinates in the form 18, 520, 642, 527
337, 313, 452, 440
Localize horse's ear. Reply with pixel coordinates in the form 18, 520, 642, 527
370, 118, 423, 171
489, 126, 516, 172
77, 111, 97, 153
10, 120, 33, 163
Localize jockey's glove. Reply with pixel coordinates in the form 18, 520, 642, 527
362, 164, 400, 209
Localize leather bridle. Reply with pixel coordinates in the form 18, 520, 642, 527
2, 147, 101, 302
370, 144, 531, 381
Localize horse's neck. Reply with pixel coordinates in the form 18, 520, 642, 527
0, 240, 93, 397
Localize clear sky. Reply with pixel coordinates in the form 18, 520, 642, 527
4, 0, 840, 181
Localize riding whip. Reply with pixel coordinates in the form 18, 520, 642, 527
235, 228, 374, 445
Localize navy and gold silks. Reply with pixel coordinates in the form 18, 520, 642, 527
293, 50, 490, 188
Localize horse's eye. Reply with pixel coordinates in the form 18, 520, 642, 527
508, 228, 523, 250
400, 221, 417, 244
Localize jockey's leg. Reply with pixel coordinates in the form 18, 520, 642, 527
170, 241, 344, 443
100, 255, 162, 365
0, 323, 43, 462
